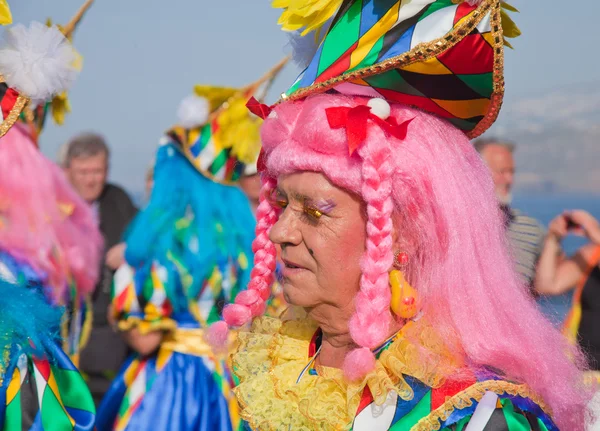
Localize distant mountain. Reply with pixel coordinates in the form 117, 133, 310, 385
486, 84, 600, 194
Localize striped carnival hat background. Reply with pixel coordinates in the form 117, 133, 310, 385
276, 0, 520, 138
163, 57, 289, 185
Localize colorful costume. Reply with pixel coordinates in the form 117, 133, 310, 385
235, 315, 557, 430
223, 0, 591, 429
95, 59, 287, 431
0, 2, 101, 429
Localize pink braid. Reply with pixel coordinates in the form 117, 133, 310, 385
344, 139, 395, 379
223, 175, 278, 327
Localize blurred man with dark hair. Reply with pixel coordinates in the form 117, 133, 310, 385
63, 132, 137, 406
474, 137, 545, 288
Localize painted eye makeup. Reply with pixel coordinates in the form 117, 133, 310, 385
269, 188, 288, 210
301, 199, 336, 222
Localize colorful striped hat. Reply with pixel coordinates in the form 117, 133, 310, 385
274, 0, 520, 138
163, 57, 289, 185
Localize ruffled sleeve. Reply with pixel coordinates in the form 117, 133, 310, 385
111, 262, 177, 335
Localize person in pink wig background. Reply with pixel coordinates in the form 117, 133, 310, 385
0, 11, 102, 428
0, 123, 102, 305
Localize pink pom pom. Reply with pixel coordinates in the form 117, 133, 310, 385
223, 303, 252, 327
206, 321, 229, 350
343, 347, 376, 381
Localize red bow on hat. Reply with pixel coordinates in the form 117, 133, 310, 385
326, 105, 413, 155
246, 97, 272, 119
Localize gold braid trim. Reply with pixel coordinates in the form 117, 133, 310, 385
412, 380, 553, 431
0, 93, 29, 138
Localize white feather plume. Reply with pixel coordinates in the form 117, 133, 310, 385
284, 18, 332, 69
0, 22, 78, 102
176, 94, 210, 128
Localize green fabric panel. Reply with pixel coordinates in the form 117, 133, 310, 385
457, 73, 493, 98
317, 0, 363, 75
51, 366, 95, 413
210, 150, 228, 175
4, 383, 22, 431
389, 390, 432, 430
40, 383, 74, 431
501, 398, 532, 431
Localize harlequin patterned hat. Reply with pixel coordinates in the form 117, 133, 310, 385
274, 0, 520, 138
0, 0, 85, 139
163, 57, 289, 185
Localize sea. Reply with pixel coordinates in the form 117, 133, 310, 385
131, 190, 600, 326
513, 193, 600, 326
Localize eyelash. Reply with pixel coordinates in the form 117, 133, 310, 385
273, 199, 323, 222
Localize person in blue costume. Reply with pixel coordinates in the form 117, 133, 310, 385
95, 59, 288, 431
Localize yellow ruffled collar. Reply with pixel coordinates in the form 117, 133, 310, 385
232, 314, 459, 431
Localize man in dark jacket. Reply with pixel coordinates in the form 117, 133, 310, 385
63, 133, 137, 406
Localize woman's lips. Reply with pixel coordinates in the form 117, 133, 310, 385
282, 258, 307, 276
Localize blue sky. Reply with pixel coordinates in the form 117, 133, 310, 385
7, 0, 597, 193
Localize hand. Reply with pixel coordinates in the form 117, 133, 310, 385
567, 210, 600, 244
105, 243, 126, 270
547, 213, 570, 242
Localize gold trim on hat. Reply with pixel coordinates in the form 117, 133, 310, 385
0, 76, 30, 138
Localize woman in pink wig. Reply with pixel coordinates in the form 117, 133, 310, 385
0, 8, 101, 429
219, 0, 593, 430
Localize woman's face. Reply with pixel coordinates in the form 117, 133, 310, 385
269, 172, 366, 329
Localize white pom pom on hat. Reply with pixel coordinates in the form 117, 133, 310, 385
367, 97, 391, 120
0, 22, 78, 102
177, 94, 210, 128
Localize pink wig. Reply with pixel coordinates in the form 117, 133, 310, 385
224, 94, 591, 428
0, 124, 102, 302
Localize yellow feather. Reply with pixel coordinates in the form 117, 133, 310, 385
214, 97, 263, 165
51, 92, 71, 126
501, 8, 521, 39
273, 0, 343, 36
0, 0, 11, 26
500, 1, 519, 13
193, 85, 239, 112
